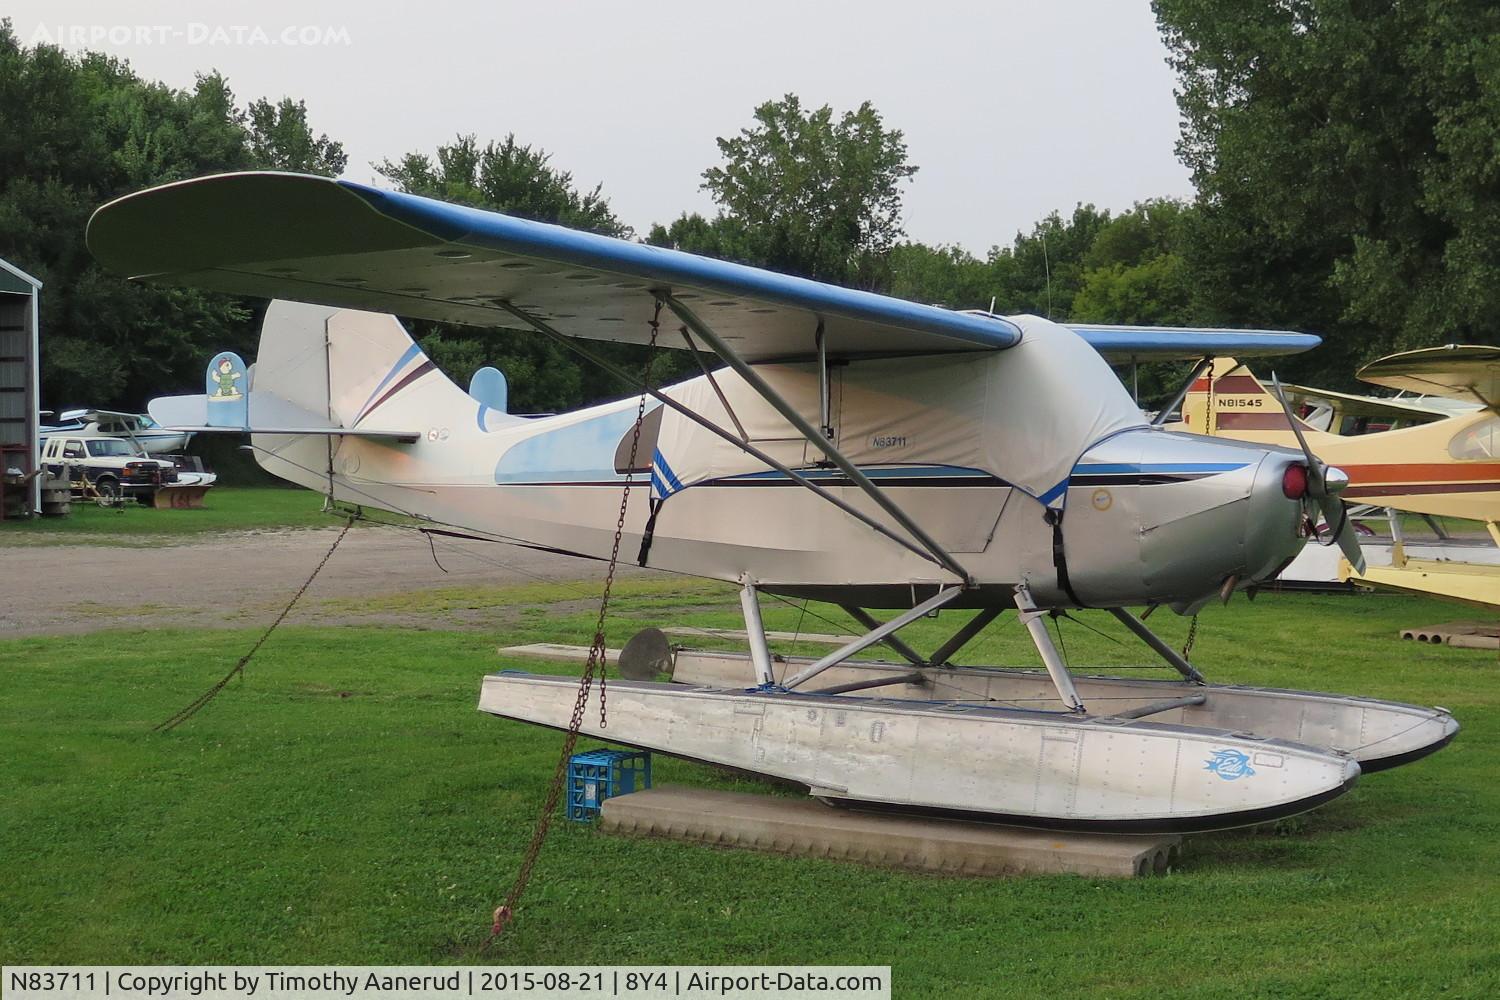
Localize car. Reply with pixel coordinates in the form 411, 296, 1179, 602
39, 434, 179, 503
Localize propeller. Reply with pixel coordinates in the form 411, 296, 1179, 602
1270, 373, 1366, 574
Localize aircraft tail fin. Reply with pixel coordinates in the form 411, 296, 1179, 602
150, 302, 525, 492
1180, 357, 1306, 439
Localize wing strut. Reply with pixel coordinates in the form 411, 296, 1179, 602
1152, 357, 1212, 428
662, 294, 973, 587
491, 300, 938, 569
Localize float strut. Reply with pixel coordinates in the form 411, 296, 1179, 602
739, 578, 777, 687
1107, 607, 1207, 684
1014, 583, 1085, 713
926, 607, 1004, 666
840, 606, 926, 666
783, 586, 963, 689
810, 671, 928, 696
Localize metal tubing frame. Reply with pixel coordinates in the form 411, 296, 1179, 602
810, 671, 928, 696
663, 294, 972, 586
783, 586, 964, 689
492, 300, 936, 567
1014, 583, 1085, 713
678, 326, 748, 440
816, 320, 833, 444
926, 607, 1004, 666
1107, 607, 1207, 684
839, 605, 926, 666
739, 578, 776, 687
1152, 356, 1212, 428
1107, 693, 1207, 721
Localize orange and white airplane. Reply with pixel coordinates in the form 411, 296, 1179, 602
1169, 346, 1500, 605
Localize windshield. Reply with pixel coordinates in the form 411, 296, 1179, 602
1449, 416, 1499, 461
86, 439, 141, 457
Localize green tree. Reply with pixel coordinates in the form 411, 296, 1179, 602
375, 134, 678, 410
246, 97, 347, 175
653, 95, 917, 287
0, 21, 350, 409
1154, 0, 1500, 382
985, 204, 1112, 319
376, 134, 625, 236
1072, 200, 1193, 326
886, 243, 993, 310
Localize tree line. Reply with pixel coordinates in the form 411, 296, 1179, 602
3, 2, 1495, 415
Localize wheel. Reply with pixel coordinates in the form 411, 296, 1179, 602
94, 477, 119, 506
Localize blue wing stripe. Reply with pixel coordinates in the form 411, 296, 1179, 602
341, 181, 1022, 351
1068, 324, 1320, 359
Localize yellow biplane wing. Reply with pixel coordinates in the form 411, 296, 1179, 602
1358, 345, 1500, 407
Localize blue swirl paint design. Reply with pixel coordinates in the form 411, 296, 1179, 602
1204, 748, 1257, 781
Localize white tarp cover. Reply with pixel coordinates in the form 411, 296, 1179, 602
653, 315, 1146, 506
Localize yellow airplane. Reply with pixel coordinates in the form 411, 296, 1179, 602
1171, 345, 1500, 606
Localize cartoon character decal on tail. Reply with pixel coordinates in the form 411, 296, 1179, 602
204, 351, 247, 426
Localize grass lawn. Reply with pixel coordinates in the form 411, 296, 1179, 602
0, 487, 341, 543
1, 582, 1498, 997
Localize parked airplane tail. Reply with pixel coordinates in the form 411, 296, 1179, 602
1179, 357, 1308, 442
149, 301, 518, 493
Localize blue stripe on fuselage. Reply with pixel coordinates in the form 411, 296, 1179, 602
1073, 462, 1249, 475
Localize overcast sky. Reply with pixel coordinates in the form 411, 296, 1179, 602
14, 1, 1195, 253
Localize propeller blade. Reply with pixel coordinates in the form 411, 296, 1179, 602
1269, 372, 1327, 491
1320, 495, 1366, 574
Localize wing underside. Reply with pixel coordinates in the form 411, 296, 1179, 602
1280, 383, 1449, 423
87, 172, 1021, 363
1358, 345, 1500, 404
88, 172, 1323, 367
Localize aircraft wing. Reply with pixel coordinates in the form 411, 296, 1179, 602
1280, 383, 1450, 424
1064, 324, 1321, 363
1357, 345, 1500, 405
87, 172, 1021, 363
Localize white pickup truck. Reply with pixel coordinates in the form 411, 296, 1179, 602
39, 434, 179, 502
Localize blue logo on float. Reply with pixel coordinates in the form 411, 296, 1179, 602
1204, 748, 1256, 780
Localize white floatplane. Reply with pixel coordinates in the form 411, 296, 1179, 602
41, 407, 194, 454
89, 172, 1458, 833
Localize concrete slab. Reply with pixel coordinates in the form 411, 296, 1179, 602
599, 786, 1181, 878
498, 642, 619, 665
662, 626, 855, 646
1400, 621, 1500, 650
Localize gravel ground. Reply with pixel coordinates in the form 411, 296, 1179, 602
1, 525, 660, 636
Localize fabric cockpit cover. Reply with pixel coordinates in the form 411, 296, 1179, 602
652, 316, 1145, 507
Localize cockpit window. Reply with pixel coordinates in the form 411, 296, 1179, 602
1448, 416, 1500, 461
613, 405, 663, 474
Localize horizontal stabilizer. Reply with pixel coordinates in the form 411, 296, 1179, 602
1067, 324, 1322, 363
148, 391, 419, 442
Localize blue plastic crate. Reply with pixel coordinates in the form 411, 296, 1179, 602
566, 749, 652, 821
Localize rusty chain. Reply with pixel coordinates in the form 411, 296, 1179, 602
486, 301, 662, 947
